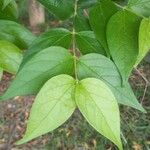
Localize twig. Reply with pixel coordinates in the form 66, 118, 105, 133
134, 67, 150, 104
134, 68, 149, 85
4, 122, 16, 150
141, 84, 148, 104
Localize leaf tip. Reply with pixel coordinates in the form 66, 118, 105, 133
15, 138, 27, 146
15, 135, 31, 146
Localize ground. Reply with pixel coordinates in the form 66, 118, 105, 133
0, 61, 150, 150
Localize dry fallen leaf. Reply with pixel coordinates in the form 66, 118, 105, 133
132, 142, 142, 150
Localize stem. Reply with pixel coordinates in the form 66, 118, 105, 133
134, 67, 150, 104
134, 67, 149, 85
72, 28, 78, 81
72, 0, 78, 82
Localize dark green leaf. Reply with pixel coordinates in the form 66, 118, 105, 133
89, 0, 118, 56
1, 46, 74, 100
0, 20, 36, 49
0, 0, 18, 20
74, 14, 91, 32
2, 0, 13, 9
75, 78, 122, 150
127, 0, 150, 17
37, 0, 74, 20
16, 75, 76, 144
136, 18, 150, 65
21, 28, 72, 68
78, 0, 97, 9
76, 31, 106, 55
0, 40, 22, 74
107, 10, 141, 84
77, 53, 145, 112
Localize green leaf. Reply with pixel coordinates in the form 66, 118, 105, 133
136, 18, 150, 65
75, 78, 122, 150
76, 31, 106, 55
77, 53, 145, 112
16, 74, 76, 144
78, 0, 97, 9
0, 46, 74, 100
0, 0, 18, 20
89, 0, 118, 56
0, 40, 22, 74
0, 68, 3, 81
37, 0, 74, 20
107, 10, 141, 84
74, 14, 91, 32
0, 20, 36, 49
127, 0, 150, 17
21, 28, 72, 68
3, 0, 13, 9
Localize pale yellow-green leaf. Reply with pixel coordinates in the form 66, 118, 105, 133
16, 74, 76, 144
0, 40, 22, 74
75, 78, 123, 150
136, 18, 150, 65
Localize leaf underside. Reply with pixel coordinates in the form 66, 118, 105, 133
75, 78, 122, 150
16, 74, 76, 144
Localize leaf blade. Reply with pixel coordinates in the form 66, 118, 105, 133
37, 0, 74, 20
0, 40, 22, 74
77, 53, 145, 112
75, 78, 122, 150
136, 18, 150, 65
1, 46, 74, 100
107, 10, 141, 83
20, 28, 72, 69
89, 0, 118, 56
0, 20, 36, 49
127, 0, 150, 17
76, 31, 106, 55
2, 0, 13, 9
0, 0, 18, 20
74, 14, 91, 32
17, 74, 76, 144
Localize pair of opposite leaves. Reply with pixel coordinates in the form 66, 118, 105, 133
0, 23, 124, 149
16, 74, 123, 150
0, 21, 145, 150
0, 45, 145, 150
